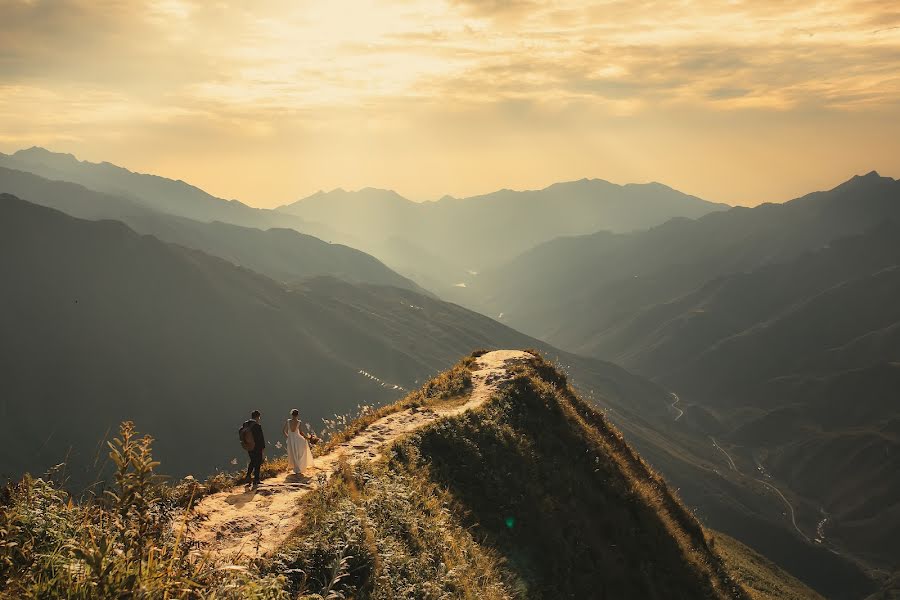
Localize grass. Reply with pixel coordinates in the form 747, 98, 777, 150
267, 459, 511, 599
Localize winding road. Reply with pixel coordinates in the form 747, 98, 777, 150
709, 436, 809, 542
669, 392, 684, 421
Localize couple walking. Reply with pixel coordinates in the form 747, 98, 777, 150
240, 409, 314, 487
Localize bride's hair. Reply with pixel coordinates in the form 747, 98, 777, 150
291, 409, 299, 417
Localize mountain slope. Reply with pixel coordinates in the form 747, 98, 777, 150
261, 351, 754, 599
277, 178, 728, 292
0, 166, 424, 291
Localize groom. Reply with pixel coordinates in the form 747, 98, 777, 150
243, 410, 266, 487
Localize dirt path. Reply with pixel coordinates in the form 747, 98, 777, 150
187, 350, 531, 562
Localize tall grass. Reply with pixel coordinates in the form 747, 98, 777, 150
0, 422, 286, 599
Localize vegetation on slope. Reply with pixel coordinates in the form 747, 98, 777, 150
267, 352, 754, 599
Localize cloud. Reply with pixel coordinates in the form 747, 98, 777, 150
3, 0, 897, 113
0, 0, 897, 205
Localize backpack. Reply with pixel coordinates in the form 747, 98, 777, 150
239, 423, 256, 451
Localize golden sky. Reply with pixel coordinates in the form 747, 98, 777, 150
1, 0, 898, 206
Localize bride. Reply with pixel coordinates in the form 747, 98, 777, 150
282, 409, 314, 475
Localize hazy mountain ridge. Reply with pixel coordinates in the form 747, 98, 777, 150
0, 147, 729, 296
277, 176, 729, 294
0, 147, 334, 237
469, 171, 900, 348
0, 165, 426, 292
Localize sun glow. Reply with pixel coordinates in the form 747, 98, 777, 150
1, 0, 898, 205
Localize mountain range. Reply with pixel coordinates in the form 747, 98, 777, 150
0, 165, 425, 292
276, 179, 728, 295
1, 146, 896, 598
0, 147, 330, 235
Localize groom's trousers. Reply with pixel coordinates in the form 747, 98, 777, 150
247, 448, 263, 484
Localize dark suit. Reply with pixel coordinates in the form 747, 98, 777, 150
243, 419, 266, 484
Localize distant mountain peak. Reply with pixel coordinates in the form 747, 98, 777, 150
287, 186, 411, 209
14, 146, 78, 163
832, 170, 896, 193
358, 186, 407, 198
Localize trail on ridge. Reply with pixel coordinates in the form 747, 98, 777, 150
187, 350, 532, 562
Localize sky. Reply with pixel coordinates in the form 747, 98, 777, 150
1, 0, 898, 207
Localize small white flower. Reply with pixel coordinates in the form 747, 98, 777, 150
230, 458, 238, 465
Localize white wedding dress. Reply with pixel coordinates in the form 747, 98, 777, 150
285, 420, 313, 474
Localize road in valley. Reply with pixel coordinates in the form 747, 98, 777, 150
669, 392, 684, 421
709, 436, 810, 542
